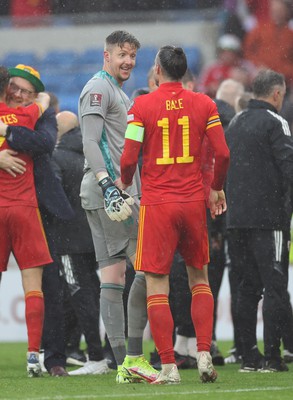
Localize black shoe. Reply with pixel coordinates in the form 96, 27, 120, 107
150, 350, 161, 370
239, 349, 265, 372
103, 350, 117, 370
261, 358, 289, 372
174, 352, 197, 369
188, 355, 197, 369
174, 351, 189, 369
65, 348, 87, 367
210, 341, 225, 366
239, 361, 263, 372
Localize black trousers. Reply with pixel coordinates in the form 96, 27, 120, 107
228, 228, 293, 361
169, 233, 229, 341
207, 234, 226, 340
59, 252, 104, 361
169, 245, 228, 340
226, 238, 243, 354
169, 251, 194, 337
41, 208, 66, 371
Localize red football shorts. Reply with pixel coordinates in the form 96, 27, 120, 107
0, 206, 52, 271
135, 201, 209, 274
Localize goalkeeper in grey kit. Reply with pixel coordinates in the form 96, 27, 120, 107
78, 31, 141, 380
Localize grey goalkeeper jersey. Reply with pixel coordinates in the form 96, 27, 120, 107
79, 70, 141, 210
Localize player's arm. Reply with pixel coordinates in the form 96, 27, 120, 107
35, 92, 50, 117
205, 110, 230, 218
207, 128, 229, 219
82, 113, 107, 178
0, 120, 27, 177
205, 113, 230, 190
120, 123, 144, 188
3, 108, 57, 155
200, 136, 215, 204
81, 79, 113, 180
0, 149, 26, 177
82, 113, 134, 222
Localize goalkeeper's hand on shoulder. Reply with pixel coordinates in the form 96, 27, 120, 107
98, 176, 134, 222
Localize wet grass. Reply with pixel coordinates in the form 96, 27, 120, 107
0, 341, 292, 400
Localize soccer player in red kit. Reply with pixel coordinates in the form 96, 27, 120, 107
0, 65, 52, 377
119, 46, 230, 384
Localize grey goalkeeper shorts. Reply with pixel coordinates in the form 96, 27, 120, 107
85, 200, 139, 268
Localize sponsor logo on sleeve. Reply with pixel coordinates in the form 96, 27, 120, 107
90, 93, 102, 107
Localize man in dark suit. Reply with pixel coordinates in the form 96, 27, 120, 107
52, 110, 109, 375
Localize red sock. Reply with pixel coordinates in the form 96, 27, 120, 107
147, 294, 175, 364
25, 291, 44, 352
191, 284, 214, 352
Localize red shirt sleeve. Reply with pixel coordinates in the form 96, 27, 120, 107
120, 136, 141, 185
200, 136, 214, 203
206, 123, 230, 190
205, 101, 230, 190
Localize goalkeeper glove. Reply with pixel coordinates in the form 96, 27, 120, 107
98, 176, 134, 222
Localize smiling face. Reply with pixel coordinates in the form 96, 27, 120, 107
6, 76, 37, 107
103, 42, 137, 86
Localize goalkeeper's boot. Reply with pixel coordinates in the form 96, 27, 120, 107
151, 363, 181, 384
124, 355, 159, 383
27, 352, 42, 378
115, 365, 142, 384
197, 351, 217, 383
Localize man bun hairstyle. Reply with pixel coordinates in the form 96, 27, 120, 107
157, 45, 187, 81
252, 69, 285, 98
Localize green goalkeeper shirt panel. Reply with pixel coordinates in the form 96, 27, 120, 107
79, 70, 141, 210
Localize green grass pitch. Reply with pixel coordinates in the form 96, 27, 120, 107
0, 341, 292, 400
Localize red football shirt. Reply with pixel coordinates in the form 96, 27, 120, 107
0, 102, 40, 207
121, 82, 229, 205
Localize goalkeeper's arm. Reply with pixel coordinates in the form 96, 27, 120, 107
98, 175, 134, 222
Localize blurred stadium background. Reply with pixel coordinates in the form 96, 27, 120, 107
0, 0, 223, 112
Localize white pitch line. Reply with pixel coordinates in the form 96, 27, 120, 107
3, 385, 293, 400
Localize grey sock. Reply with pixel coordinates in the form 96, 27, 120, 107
100, 284, 126, 365
127, 274, 147, 356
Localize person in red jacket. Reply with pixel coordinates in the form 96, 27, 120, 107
200, 34, 255, 98
244, 0, 293, 89
10, 0, 51, 26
